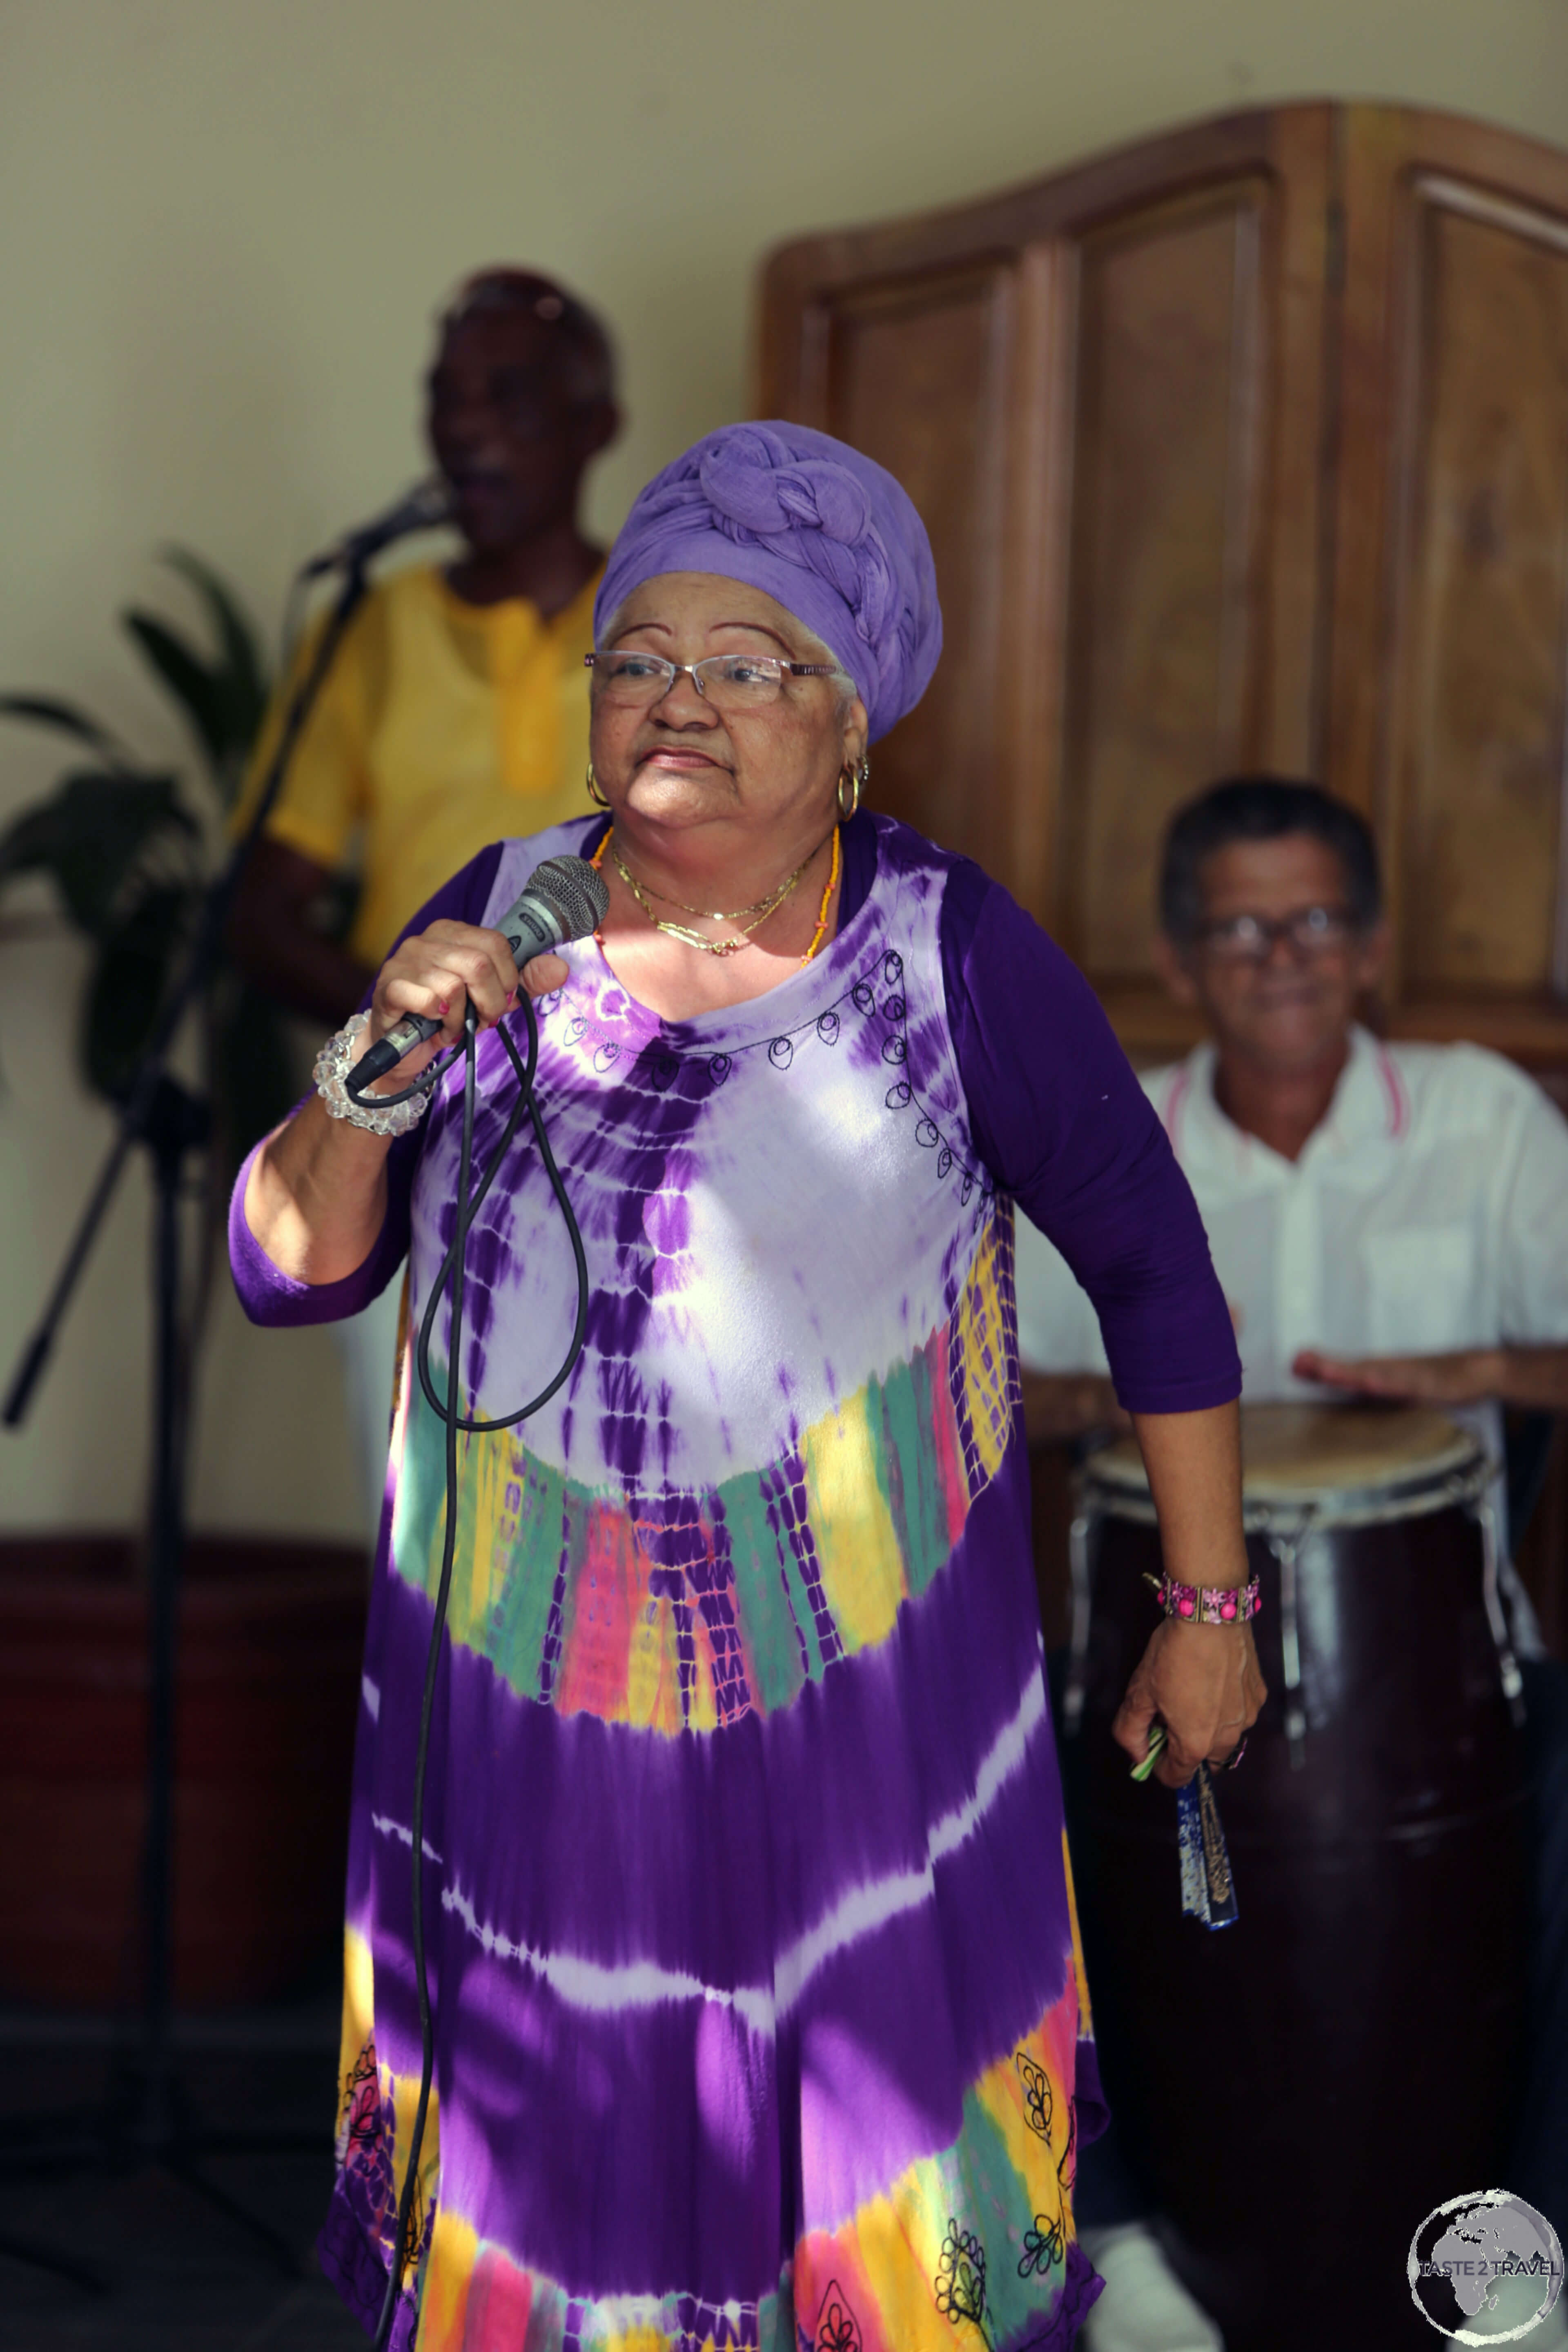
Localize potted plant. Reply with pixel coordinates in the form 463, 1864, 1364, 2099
0, 554, 365, 2008
0, 547, 294, 1156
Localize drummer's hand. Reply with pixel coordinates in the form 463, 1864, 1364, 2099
1291, 1346, 1499, 1406
1112, 1620, 1267, 1790
363, 922, 568, 1085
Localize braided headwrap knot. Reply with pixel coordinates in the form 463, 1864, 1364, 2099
595, 423, 941, 741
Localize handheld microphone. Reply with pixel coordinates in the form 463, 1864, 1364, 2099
301, 479, 452, 579
349, 854, 610, 1094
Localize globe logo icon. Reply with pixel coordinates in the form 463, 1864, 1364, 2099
1409, 2191, 1565, 2340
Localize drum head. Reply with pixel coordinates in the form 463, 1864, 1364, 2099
1085, 1402, 1483, 1510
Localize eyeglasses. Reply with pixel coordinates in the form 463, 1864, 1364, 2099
584, 651, 838, 708
1196, 906, 1359, 962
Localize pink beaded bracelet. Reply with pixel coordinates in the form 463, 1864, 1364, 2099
1143, 1572, 1261, 1626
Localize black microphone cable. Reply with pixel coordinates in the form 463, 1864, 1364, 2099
368, 987, 588, 2350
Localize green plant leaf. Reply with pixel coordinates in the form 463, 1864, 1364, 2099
0, 799, 75, 881
123, 601, 272, 808
0, 769, 199, 938
0, 694, 136, 768
124, 551, 271, 809
5, 546, 279, 1118
159, 547, 270, 733
122, 611, 234, 780
82, 881, 193, 1101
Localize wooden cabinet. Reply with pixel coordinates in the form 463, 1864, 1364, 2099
757, 102, 1568, 1076
1331, 111, 1568, 1066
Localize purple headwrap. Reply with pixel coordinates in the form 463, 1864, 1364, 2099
594, 422, 942, 742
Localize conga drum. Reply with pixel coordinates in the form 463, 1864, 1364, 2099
1066, 1405, 1530, 2352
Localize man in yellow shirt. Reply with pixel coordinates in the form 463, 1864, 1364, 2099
230, 264, 619, 1019
230, 266, 618, 1527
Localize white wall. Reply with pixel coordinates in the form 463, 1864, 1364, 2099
3, 0, 1565, 1535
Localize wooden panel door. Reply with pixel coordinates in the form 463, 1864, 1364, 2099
757, 108, 1335, 1055
1329, 109, 1568, 1072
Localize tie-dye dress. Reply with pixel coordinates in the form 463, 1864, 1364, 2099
232, 813, 1235, 2352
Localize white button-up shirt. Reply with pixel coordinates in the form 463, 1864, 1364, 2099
1016, 1027, 1568, 1634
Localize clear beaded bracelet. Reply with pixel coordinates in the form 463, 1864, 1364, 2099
314, 1011, 438, 1137
1143, 1572, 1262, 1626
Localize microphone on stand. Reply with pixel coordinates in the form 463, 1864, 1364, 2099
347, 855, 610, 1098
301, 478, 452, 578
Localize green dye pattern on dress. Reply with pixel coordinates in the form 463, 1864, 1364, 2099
390, 1378, 449, 1605
392, 1321, 967, 1720
931, 2086, 1072, 2341
489, 1448, 578, 1699
871, 1329, 954, 1598
392, 1375, 571, 1701
715, 1474, 810, 1713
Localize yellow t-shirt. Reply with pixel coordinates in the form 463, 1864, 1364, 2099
237, 561, 600, 966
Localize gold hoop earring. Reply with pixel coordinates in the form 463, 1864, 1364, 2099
837, 756, 869, 821
586, 760, 610, 809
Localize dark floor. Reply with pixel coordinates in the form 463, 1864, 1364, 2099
0, 1995, 365, 2351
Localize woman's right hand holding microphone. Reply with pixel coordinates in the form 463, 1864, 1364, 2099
356, 921, 569, 1094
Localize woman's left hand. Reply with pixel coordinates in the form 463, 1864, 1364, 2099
1111, 1619, 1267, 1789
1114, 1401, 1263, 1786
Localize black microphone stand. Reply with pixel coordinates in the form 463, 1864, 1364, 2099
0, 554, 376, 2292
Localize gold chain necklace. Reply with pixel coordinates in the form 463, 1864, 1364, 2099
591, 826, 840, 964
632, 869, 802, 923
608, 840, 804, 956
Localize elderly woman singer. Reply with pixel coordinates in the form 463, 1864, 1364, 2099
234, 423, 1261, 2352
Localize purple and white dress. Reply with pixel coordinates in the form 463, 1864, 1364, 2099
232, 810, 1238, 2352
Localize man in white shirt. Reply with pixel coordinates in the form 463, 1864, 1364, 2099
1018, 778, 1568, 2350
